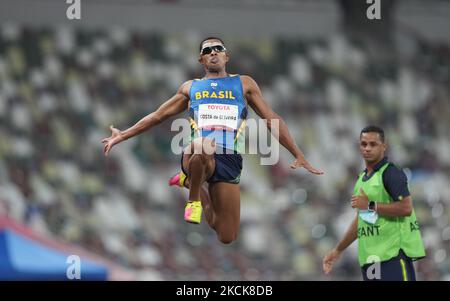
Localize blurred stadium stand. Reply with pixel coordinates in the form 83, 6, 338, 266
0, 0, 449, 280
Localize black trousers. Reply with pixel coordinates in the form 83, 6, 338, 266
361, 250, 417, 281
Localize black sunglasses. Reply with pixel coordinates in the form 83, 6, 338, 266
200, 45, 227, 55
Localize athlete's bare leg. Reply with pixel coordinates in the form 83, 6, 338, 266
181, 138, 241, 244
183, 178, 240, 244
182, 138, 216, 227
182, 178, 215, 229
208, 182, 241, 244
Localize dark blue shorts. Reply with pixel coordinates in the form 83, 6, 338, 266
361, 249, 417, 281
181, 150, 242, 184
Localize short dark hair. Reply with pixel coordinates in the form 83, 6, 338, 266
360, 125, 385, 142
199, 37, 225, 52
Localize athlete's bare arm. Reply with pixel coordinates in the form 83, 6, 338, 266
102, 80, 192, 156
241, 75, 323, 175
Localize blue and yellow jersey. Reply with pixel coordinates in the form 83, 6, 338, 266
189, 75, 247, 153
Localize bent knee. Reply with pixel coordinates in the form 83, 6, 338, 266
217, 232, 238, 244
189, 153, 208, 166
189, 137, 216, 156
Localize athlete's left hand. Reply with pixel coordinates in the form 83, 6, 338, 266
290, 158, 324, 175
351, 188, 369, 209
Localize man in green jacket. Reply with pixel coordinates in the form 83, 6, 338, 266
323, 125, 425, 281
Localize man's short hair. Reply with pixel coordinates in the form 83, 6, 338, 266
360, 125, 385, 142
199, 37, 225, 52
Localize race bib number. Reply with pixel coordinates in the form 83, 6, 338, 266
198, 104, 238, 130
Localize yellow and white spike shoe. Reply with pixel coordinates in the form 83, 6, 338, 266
184, 201, 202, 224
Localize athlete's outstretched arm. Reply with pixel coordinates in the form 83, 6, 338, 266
241, 75, 323, 175
102, 80, 191, 156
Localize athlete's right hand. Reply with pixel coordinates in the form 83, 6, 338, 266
102, 125, 124, 156
290, 157, 324, 175
322, 249, 341, 275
